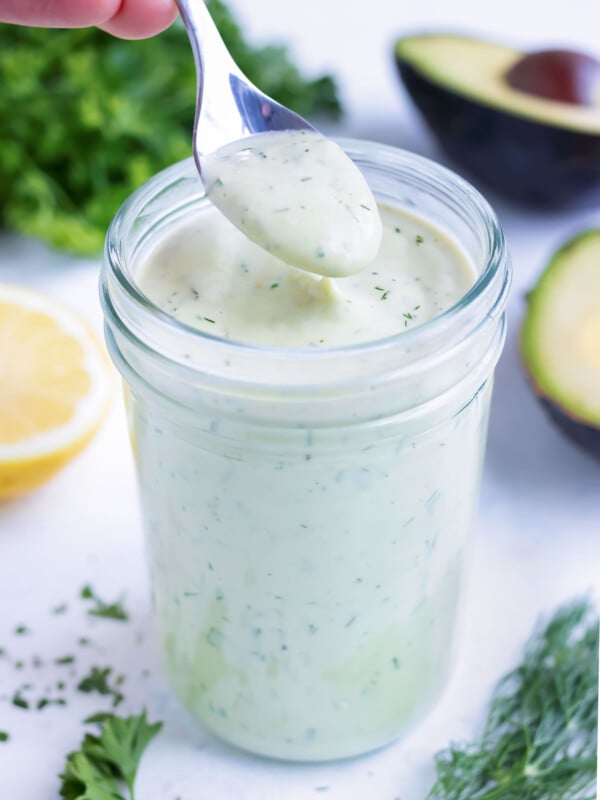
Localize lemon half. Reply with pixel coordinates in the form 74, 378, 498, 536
0, 283, 112, 499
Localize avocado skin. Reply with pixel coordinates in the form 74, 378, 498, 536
540, 398, 600, 461
397, 61, 600, 208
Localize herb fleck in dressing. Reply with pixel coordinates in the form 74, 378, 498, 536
138, 204, 473, 348
201, 130, 382, 278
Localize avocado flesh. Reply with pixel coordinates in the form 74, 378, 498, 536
522, 231, 600, 451
395, 34, 600, 134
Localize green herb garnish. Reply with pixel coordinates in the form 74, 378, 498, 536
11, 689, 29, 710
415, 235, 424, 245
59, 710, 162, 800
37, 697, 66, 710
55, 655, 76, 666
428, 600, 598, 800
81, 585, 129, 622
77, 666, 125, 708
0, 2, 341, 255
0, 731, 9, 742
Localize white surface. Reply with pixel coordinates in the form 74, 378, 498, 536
1, 1, 599, 797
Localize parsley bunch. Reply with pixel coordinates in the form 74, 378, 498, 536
59, 711, 162, 800
0, 1, 341, 255
428, 601, 598, 800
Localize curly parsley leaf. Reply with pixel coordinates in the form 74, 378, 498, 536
428, 600, 598, 800
0, 2, 341, 255
59, 750, 122, 800
59, 711, 162, 800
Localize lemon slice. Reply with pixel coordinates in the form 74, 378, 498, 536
0, 283, 112, 499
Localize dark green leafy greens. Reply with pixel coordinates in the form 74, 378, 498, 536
428, 601, 598, 800
0, 0, 341, 255
59, 711, 162, 800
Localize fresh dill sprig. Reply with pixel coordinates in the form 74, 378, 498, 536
428, 600, 598, 800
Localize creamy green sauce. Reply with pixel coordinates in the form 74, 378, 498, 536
201, 130, 382, 278
138, 203, 473, 348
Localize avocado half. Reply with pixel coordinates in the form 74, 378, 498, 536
522, 230, 600, 459
394, 34, 600, 207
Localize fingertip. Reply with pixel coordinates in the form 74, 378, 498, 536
98, 0, 179, 39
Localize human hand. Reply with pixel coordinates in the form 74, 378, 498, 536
0, 0, 178, 39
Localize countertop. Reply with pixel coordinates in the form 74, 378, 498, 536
0, 0, 599, 797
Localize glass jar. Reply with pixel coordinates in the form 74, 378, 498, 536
101, 140, 510, 761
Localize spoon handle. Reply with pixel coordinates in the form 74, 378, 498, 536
175, 0, 247, 155
175, 0, 315, 161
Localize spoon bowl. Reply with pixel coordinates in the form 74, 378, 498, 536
175, 0, 316, 174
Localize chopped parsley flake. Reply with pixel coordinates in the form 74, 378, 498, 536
81, 585, 129, 622
55, 655, 75, 666
415, 234, 424, 245
270, 283, 279, 289
0, 731, 9, 743
12, 690, 29, 710
14, 625, 29, 636
77, 666, 125, 707
37, 697, 66, 710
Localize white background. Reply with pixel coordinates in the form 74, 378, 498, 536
0, 1, 599, 798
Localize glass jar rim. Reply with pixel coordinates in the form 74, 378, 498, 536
102, 138, 510, 397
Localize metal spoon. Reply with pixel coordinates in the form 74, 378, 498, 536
175, 0, 315, 176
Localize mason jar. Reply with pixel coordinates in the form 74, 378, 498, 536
100, 140, 510, 761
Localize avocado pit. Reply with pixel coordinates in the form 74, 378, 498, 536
505, 49, 600, 107
394, 34, 600, 207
